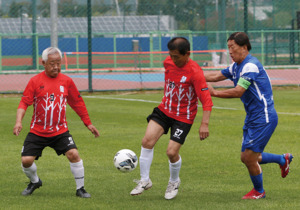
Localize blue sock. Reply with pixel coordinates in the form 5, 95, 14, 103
260, 152, 285, 165
250, 173, 264, 193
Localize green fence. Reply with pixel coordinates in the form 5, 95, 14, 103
0, 30, 299, 73
0, 0, 300, 93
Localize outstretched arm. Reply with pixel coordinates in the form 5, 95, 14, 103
204, 71, 227, 82
13, 108, 26, 136
208, 83, 246, 98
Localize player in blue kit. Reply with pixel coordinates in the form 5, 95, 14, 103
205, 32, 293, 199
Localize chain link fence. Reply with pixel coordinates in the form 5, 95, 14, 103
0, 0, 300, 93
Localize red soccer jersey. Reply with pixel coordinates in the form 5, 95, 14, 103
18, 71, 92, 137
158, 56, 213, 124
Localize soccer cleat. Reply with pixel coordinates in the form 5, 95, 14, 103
76, 187, 91, 198
130, 179, 152, 195
164, 179, 181, 200
22, 178, 42, 196
242, 188, 266, 200
280, 153, 293, 178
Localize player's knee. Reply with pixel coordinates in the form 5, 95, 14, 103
141, 137, 154, 149
241, 154, 255, 167
241, 156, 246, 164
241, 153, 248, 164
21, 156, 35, 168
166, 148, 177, 160
66, 148, 80, 162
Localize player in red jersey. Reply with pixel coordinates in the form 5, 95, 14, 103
130, 37, 213, 199
13, 47, 99, 198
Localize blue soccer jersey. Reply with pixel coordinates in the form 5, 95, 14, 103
221, 54, 278, 125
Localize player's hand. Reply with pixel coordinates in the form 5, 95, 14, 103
87, 124, 100, 138
199, 123, 209, 141
13, 122, 22, 136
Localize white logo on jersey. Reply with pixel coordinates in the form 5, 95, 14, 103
60, 86, 64, 93
180, 76, 187, 83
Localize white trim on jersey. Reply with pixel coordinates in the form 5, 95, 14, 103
253, 81, 269, 123
229, 63, 234, 75
241, 63, 259, 75
31, 98, 38, 129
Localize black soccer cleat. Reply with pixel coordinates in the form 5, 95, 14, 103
22, 179, 43, 196
76, 187, 91, 198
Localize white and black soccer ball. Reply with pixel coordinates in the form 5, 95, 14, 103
114, 149, 138, 172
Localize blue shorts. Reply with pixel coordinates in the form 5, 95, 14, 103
241, 118, 278, 153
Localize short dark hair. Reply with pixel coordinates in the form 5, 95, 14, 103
167, 37, 190, 55
227, 32, 252, 51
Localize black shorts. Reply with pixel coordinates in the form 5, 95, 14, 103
147, 107, 192, 145
21, 131, 77, 160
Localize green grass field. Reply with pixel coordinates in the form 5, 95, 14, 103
1, 88, 299, 210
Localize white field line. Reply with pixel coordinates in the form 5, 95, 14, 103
84, 96, 300, 116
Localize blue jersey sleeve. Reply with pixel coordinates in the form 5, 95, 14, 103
221, 63, 234, 81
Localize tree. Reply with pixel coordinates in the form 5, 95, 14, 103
8, 2, 30, 18
38, 0, 50, 17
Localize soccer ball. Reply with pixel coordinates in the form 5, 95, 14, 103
114, 149, 138, 172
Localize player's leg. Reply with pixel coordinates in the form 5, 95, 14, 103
65, 148, 84, 190
240, 121, 278, 200
241, 149, 265, 199
21, 156, 43, 196
21, 133, 44, 196
140, 119, 165, 178
52, 131, 90, 198
166, 140, 182, 180
165, 140, 182, 200
164, 120, 191, 200
259, 152, 285, 165
131, 119, 165, 195
65, 148, 90, 198
22, 156, 38, 180
257, 117, 293, 178
259, 152, 293, 177
259, 152, 293, 178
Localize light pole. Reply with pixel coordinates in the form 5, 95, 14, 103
20, 6, 23, 34
32, 0, 37, 70
50, 0, 58, 47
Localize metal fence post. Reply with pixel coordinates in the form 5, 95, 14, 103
132, 39, 139, 69
189, 32, 193, 60
87, 0, 92, 92
244, 0, 248, 34
261, 30, 265, 66
113, 33, 117, 69
50, 0, 58, 47
150, 33, 153, 68
159, 32, 162, 65
32, 0, 37, 70
36, 34, 39, 71
76, 33, 79, 70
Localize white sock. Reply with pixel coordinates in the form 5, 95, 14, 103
139, 146, 154, 182
169, 156, 182, 182
22, 162, 39, 183
70, 159, 84, 190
